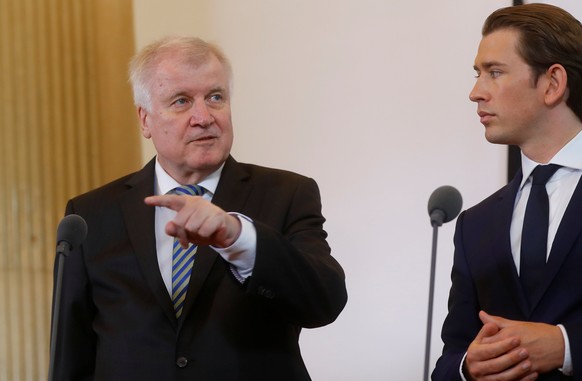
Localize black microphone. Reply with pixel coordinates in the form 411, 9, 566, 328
423, 186, 462, 381
428, 185, 463, 227
56, 214, 88, 255
49, 214, 88, 381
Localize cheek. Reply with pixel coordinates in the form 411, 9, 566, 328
218, 117, 234, 138
150, 123, 181, 149
151, 115, 179, 137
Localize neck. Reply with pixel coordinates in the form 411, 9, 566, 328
520, 110, 582, 163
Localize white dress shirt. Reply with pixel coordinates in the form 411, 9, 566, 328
153, 159, 257, 295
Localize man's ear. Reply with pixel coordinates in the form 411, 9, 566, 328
544, 63, 568, 106
137, 106, 151, 139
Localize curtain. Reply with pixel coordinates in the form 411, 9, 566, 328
0, 0, 140, 379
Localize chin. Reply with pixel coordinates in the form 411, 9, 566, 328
190, 154, 227, 171
484, 128, 508, 145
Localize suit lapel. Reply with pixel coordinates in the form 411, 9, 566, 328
211, 156, 253, 212
179, 156, 253, 322
488, 172, 532, 317
529, 175, 582, 311
120, 159, 178, 326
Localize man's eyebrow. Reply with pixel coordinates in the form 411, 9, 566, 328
209, 86, 228, 94
473, 61, 506, 71
163, 91, 189, 102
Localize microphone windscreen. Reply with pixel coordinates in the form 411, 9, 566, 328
427, 185, 463, 224
56, 214, 88, 249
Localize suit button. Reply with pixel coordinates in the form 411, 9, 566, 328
257, 285, 275, 299
176, 357, 188, 368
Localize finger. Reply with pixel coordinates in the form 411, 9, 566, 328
144, 195, 186, 211
469, 323, 520, 361
165, 221, 190, 248
475, 322, 500, 341
494, 353, 537, 381
172, 207, 222, 247
479, 321, 514, 345
480, 310, 511, 329
185, 212, 229, 246
479, 310, 496, 324
481, 330, 523, 347
490, 356, 536, 381
467, 346, 529, 379
476, 336, 521, 361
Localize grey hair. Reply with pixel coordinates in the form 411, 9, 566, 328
128, 36, 232, 111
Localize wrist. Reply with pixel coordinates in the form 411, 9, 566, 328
222, 214, 242, 248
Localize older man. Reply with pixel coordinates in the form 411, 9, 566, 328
50, 36, 347, 381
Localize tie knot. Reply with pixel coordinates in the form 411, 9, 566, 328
171, 184, 205, 196
531, 164, 561, 186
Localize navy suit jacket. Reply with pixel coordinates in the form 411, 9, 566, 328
51, 156, 347, 381
433, 171, 582, 380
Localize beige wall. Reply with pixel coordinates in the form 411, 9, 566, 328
132, 1, 582, 379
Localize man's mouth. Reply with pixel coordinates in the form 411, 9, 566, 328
191, 135, 217, 142
477, 111, 494, 125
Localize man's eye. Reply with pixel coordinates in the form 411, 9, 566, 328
490, 70, 501, 78
174, 98, 188, 105
208, 94, 224, 103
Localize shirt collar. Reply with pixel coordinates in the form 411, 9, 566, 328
153, 158, 224, 196
519, 129, 582, 189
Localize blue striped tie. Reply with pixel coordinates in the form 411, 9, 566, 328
170, 184, 205, 318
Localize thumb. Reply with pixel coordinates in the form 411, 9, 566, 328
479, 310, 509, 328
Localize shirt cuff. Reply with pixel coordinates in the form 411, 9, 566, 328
459, 352, 469, 381
211, 213, 256, 282
558, 324, 573, 376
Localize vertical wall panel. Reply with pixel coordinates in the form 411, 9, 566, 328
0, 0, 11, 377
0, 0, 139, 380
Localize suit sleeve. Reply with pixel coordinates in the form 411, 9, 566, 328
564, 322, 582, 377
246, 176, 347, 328
50, 201, 97, 381
432, 212, 482, 381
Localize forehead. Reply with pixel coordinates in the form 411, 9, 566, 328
474, 28, 524, 68
151, 53, 229, 96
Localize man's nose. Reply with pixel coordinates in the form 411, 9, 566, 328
189, 102, 214, 127
469, 80, 486, 103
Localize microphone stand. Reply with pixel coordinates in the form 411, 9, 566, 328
424, 212, 444, 381
48, 242, 69, 381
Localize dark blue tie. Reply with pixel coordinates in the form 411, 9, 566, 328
520, 164, 561, 306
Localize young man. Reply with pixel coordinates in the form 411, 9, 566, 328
433, 4, 582, 381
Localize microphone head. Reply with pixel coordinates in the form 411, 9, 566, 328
428, 185, 463, 227
56, 214, 88, 250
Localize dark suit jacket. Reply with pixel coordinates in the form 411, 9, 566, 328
51, 156, 347, 381
433, 171, 582, 380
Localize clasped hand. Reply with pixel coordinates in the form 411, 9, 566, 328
145, 194, 242, 249
464, 311, 564, 381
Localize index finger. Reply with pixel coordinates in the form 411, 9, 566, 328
472, 323, 521, 360
476, 322, 500, 341
144, 194, 187, 211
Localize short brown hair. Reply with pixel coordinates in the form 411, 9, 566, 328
483, 4, 582, 121
129, 36, 232, 111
